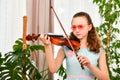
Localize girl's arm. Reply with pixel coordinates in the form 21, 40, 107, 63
78, 52, 110, 80
89, 52, 109, 80
45, 46, 65, 73
40, 34, 65, 73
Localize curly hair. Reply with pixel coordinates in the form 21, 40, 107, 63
71, 12, 101, 53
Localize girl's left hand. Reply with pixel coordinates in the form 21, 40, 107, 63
77, 55, 91, 67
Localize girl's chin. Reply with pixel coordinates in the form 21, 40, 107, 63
76, 35, 82, 39
76, 36, 82, 40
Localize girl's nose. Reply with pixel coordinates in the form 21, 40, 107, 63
75, 27, 81, 32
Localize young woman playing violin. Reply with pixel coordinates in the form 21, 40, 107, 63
39, 12, 110, 80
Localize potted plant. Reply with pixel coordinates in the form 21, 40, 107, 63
0, 38, 48, 80
0, 37, 67, 80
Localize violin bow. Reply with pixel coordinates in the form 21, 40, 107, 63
50, 6, 76, 53
50, 3, 84, 69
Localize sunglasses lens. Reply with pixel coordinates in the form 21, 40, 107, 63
78, 25, 83, 29
71, 26, 76, 31
71, 25, 84, 31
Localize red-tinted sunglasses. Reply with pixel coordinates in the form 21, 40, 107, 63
71, 24, 84, 31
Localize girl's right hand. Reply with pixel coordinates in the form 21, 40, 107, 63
39, 34, 51, 46
77, 55, 91, 68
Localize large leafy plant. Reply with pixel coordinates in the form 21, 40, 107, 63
93, 0, 120, 79
0, 38, 48, 80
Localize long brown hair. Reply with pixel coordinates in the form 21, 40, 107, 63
70, 12, 101, 53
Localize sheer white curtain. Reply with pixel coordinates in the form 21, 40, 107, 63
0, 0, 26, 54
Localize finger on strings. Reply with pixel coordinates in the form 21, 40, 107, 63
40, 34, 44, 38
44, 34, 48, 39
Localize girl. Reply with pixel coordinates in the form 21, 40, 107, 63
40, 12, 110, 80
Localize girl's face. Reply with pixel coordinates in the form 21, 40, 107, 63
71, 16, 92, 40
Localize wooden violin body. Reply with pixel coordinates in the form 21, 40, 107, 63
26, 33, 80, 51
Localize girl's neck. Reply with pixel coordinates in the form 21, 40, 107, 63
80, 38, 88, 48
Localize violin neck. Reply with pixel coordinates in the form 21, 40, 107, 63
46, 33, 63, 38
26, 33, 64, 41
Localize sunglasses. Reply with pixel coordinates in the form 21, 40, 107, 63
71, 24, 86, 31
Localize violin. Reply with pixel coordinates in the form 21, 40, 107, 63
26, 33, 80, 51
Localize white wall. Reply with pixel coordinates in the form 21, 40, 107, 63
0, 0, 26, 54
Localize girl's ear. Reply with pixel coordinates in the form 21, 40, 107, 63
88, 24, 92, 31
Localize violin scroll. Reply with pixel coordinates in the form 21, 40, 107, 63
26, 34, 40, 41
